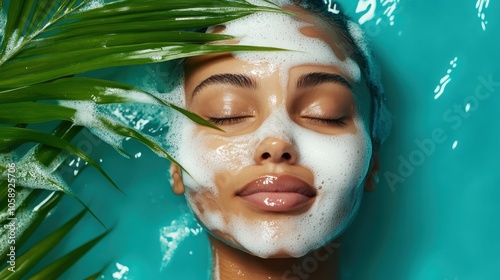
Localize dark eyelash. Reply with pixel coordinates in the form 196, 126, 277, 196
208, 117, 247, 125
308, 117, 347, 126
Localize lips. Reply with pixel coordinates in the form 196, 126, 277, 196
236, 175, 316, 212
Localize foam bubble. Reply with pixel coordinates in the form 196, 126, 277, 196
0, 205, 34, 254
15, 153, 71, 193
60, 100, 128, 153
213, 252, 220, 280
0, 30, 22, 64
0, 10, 6, 41
79, 0, 105, 12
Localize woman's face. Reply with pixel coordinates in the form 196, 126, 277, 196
172, 10, 373, 258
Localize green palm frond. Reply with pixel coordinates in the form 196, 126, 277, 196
27, 228, 109, 280
0, 0, 285, 88
0, 0, 287, 278
0, 210, 108, 280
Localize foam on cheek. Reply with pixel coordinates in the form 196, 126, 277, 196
220, 12, 361, 88
179, 132, 257, 194
162, 80, 258, 195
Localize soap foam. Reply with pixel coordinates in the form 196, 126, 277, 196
160, 212, 203, 270
0, 10, 5, 43
0, 30, 21, 64
15, 152, 72, 193
0, 206, 34, 255
80, 0, 105, 12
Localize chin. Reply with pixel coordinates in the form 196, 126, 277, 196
258, 251, 300, 259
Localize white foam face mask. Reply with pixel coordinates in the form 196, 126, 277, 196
167, 10, 373, 258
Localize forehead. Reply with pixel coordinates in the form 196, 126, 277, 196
185, 7, 361, 83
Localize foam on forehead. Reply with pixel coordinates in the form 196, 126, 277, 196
216, 8, 362, 86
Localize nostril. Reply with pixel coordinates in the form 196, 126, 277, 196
255, 138, 298, 164
282, 153, 292, 161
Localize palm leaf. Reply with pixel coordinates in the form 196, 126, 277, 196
83, 262, 112, 280
27, 230, 109, 280
0, 210, 106, 280
0, 126, 119, 190
0, 190, 62, 265
0, 0, 286, 89
18, 32, 235, 58
0, 77, 151, 104
0, 77, 222, 131
0, 44, 283, 89
0, 102, 76, 123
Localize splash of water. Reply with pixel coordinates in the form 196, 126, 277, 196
112, 262, 130, 280
159, 212, 203, 270
356, 0, 401, 26
475, 0, 490, 31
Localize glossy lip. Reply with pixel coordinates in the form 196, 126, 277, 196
236, 175, 316, 212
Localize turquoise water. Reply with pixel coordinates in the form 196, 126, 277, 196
32, 0, 500, 279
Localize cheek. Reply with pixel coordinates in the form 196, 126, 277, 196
184, 189, 227, 235
177, 125, 257, 192
211, 140, 255, 172
296, 122, 372, 194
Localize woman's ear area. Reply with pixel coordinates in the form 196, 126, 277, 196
169, 164, 185, 195
364, 151, 380, 192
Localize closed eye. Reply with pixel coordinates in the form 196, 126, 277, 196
305, 117, 347, 127
208, 116, 250, 125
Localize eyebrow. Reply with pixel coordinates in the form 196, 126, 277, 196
296, 72, 353, 90
192, 73, 257, 97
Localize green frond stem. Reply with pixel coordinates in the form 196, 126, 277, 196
0, 77, 166, 104
167, 103, 223, 132
33, 121, 83, 166
0, 0, 89, 65
0, 44, 285, 90
20, 32, 236, 58
0, 0, 286, 68
95, 116, 188, 175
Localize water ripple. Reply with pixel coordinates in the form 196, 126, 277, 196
356, 0, 401, 26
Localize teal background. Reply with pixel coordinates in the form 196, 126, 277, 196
26, 0, 500, 279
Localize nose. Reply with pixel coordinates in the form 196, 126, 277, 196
253, 137, 298, 164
